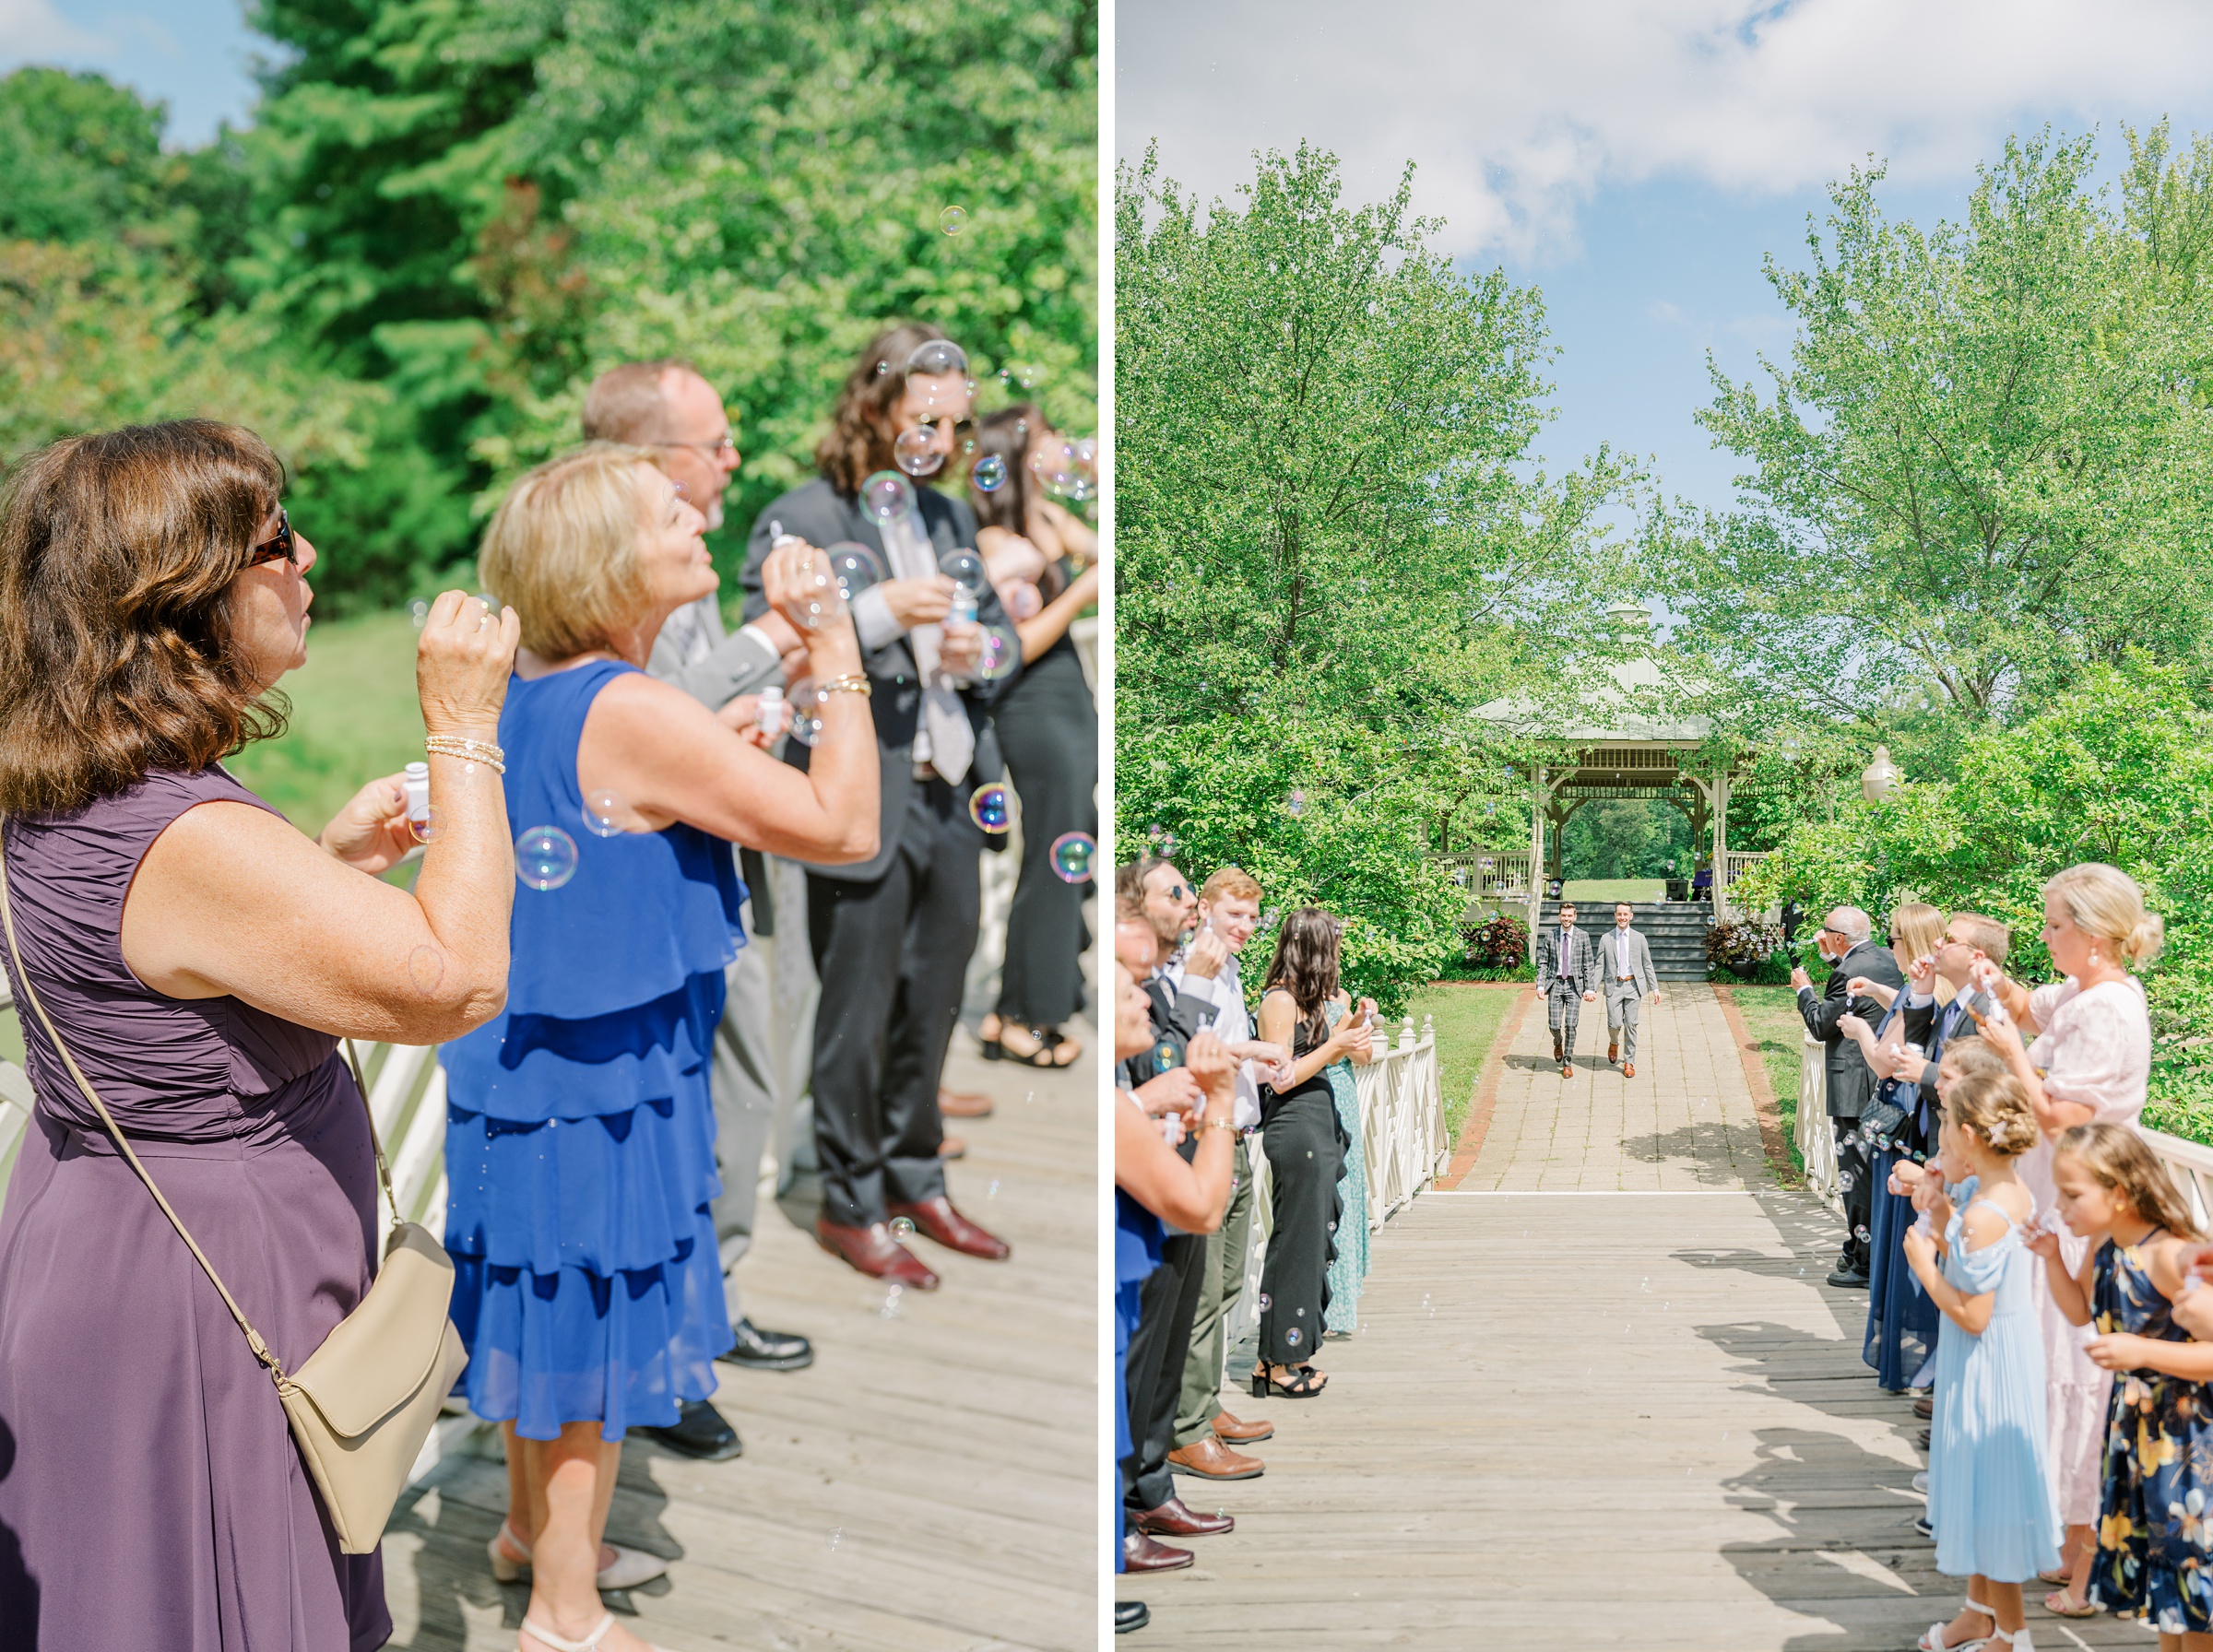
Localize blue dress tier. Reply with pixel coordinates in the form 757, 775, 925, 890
441, 659, 746, 1442
1927, 1179, 2061, 1583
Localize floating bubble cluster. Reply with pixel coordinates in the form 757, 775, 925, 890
515, 826, 578, 891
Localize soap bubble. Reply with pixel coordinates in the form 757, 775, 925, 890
890, 1216, 917, 1241
976, 625, 1019, 681
408, 599, 430, 630
515, 826, 578, 891
785, 678, 830, 749
878, 1287, 902, 1320
1287, 788, 1306, 818
998, 364, 1040, 391
790, 544, 849, 631
893, 427, 942, 478
409, 808, 440, 845
1855, 1224, 1871, 1242
905, 339, 967, 379
581, 790, 626, 838
1049, 832, 1095, 883
826, 542, 884, 599
972, 454, 1008, 492
1258, 1292, 1271, 1311
861, 470, 916, 523
938, 205, 967, 235
968, 783, 1012, 833
1285, 1327, 1301, 1347
939, 548, 990, 594
1154, 1039, 1180, 1069
1001, 581, 1041, 620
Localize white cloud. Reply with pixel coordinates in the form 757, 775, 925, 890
1118, 0, 2213, 258
0, 0, 104, 58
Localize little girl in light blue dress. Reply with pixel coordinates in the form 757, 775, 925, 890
1322, 996, 1370, 1336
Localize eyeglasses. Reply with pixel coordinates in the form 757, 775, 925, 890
664, 436, 739, 459
915, 415, 976, 442
245, 509, 297, 570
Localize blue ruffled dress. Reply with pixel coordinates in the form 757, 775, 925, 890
441, 659, 745, 1442
1114, 1181, 1164, 1574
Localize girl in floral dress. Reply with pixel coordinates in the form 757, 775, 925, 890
2037, 1122, 2213, 1646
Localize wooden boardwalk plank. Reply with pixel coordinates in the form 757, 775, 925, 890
384, 1027, 1096, 1652
1121, 985, 2148, 1648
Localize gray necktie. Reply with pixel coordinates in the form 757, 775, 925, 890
879, 503, 975, 784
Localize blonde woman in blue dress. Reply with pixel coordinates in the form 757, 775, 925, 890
1902, 1062, 2061, 1652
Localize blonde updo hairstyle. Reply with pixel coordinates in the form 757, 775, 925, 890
478, 442, 664, 662
2043, 863, 2165, 969
2053, 1122, 2201, 1240
1940, 1065, 2039, 1158
1888, 901, 1945, 973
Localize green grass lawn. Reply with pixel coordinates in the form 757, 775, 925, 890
1407, 983, 1520, 1144
226, 608, 427, 832
1722, 983, 1811, 1177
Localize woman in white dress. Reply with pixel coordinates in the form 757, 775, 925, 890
1968, 862, 2162, 1622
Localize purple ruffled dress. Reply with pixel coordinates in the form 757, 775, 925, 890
0, 767, 388, 1649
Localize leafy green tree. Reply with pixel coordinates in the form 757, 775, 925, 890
1115, 142, 1636, 1007
1651, 130, 2213, 741
0, 67, 174, 245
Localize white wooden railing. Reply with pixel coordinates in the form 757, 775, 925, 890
1220, 1015, 1446, 1355
1724, 851, 1769, 891
1436, 848, 1534, 903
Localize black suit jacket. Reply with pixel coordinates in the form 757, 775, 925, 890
740, 478, 1022, 882
1800, 939, 1906, 1120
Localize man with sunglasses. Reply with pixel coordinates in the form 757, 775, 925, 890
1793, 907, 1903, 1286
737, 325, 1019, 1292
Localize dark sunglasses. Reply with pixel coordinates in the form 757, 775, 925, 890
245, 508, 298, 570
916, 414, 976, 442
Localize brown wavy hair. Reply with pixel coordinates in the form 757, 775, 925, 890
971, 404, 1042, 532
0, 420, 288, 817
814, 323, 956, 494
1263, 907, 1343, 1039
2053, 1122, 2202, 1239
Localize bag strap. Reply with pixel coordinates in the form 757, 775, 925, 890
0, 813, 412, 1386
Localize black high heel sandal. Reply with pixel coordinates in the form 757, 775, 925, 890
990, 1025, 1079, 1068
1249, 1363, 1327, 1398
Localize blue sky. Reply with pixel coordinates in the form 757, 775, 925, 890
1119, 0, 2213, 515
0, 0, 263, 147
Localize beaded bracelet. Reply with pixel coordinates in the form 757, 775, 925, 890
820, 674, 872, 698
424, 735, 506, 773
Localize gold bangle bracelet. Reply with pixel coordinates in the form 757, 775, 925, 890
821, 674, 872, 698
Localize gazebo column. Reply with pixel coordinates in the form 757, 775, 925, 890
1525, 763, 1550, 954
1710, 771, 1731, 923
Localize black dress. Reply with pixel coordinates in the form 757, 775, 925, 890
1257, 1008, 1349, 1368
991, 626, 1096, 1028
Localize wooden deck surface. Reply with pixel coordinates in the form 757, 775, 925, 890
1122, 985, 2150, 1648
382, 1022, 1097, 1652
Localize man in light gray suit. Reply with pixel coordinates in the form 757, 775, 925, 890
1594, 903, 1662, 1077
1536, 902, 1600, 1078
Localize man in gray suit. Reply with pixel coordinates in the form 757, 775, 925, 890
1536, 902, 1600, 1078
1594, 903, 1661, 1077
578, 360, 814, 1462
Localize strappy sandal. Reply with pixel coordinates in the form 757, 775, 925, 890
1917, 1598, 1994, 1651
990, 1024, 1080, 1068
2041, 1587, 2097, 1617
520, 1611, 672, 1652
491, 1520, 669, 1590
1249, 1363, 1328, 1398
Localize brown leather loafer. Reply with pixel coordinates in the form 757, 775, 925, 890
939, 1087, 995, 1118
1212, 1410, 1272, 1445
1133, 1495, 1233, 1538
937, 1136, 966, 1160
1623, 1063, 1636, 1079
1121, 1530, 1193, 1573
1166, 1436, 1263, 1480
889, 1195, 1010, 1261
1913, 1393, 1934, 1420
1608, 1042, 1619, 1064
814, 1217, 941, 1291
1562, 1064, 1574, 1079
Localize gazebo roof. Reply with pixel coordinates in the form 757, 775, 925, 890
1473, 658, 1712, 747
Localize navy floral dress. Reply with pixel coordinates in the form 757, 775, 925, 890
2088, 1236, 2213, 1632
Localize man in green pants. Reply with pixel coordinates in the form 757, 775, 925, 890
1161, 867, 1278, 1480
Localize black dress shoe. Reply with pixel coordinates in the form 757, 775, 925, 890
1827, 1265, 1870, 1289
637, 1398, 742, 1461
722, 1318, 814, 1373
1115, 1600, 1150, 1634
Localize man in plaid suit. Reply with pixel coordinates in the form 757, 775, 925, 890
1536, 902, 1600, 1078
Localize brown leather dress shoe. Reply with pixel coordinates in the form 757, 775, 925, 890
814, 1217, 941, 1291
1913, 1393, 1934, 1420
1608, 1041, 1619, 1064
889, 1196, 1010, 1260
937, 1136, 966, 1160
1166, 1436, 1263, 1480
1562, 1064, 1574, 1079
1121, 1530, 1193, 1573
1212, 1410, 1272, 1444
1623, 1063, 1636, 1079
1133, 1496, 1233, 1538
939, 1087, 995, 1118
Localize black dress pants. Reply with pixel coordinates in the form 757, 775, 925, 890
1257, 1083, 1344, 1367
1835, 1115, 1873, 1271
806, 778, 979, 1228
992, 647, 1096, 1029
1120, 1231, 1208, 1514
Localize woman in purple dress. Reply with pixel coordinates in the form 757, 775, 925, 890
0, 419, 520, 1649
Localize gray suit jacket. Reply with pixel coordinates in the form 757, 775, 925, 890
647, 594, 784, 711
1592, 926, 1656, 997
1536, 926, 1597, 996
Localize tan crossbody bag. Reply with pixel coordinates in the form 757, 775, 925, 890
0, 818, 469, 1552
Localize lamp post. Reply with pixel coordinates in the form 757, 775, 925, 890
1861, 745, 1901, 805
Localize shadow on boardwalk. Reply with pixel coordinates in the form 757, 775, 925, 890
384, 1028, 1096, 1652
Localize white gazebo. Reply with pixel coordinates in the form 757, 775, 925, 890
1470, 653, 1755, 939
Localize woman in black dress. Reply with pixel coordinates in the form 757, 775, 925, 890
970, 405, 1099, 1069
1251, 910, 1376, 1397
